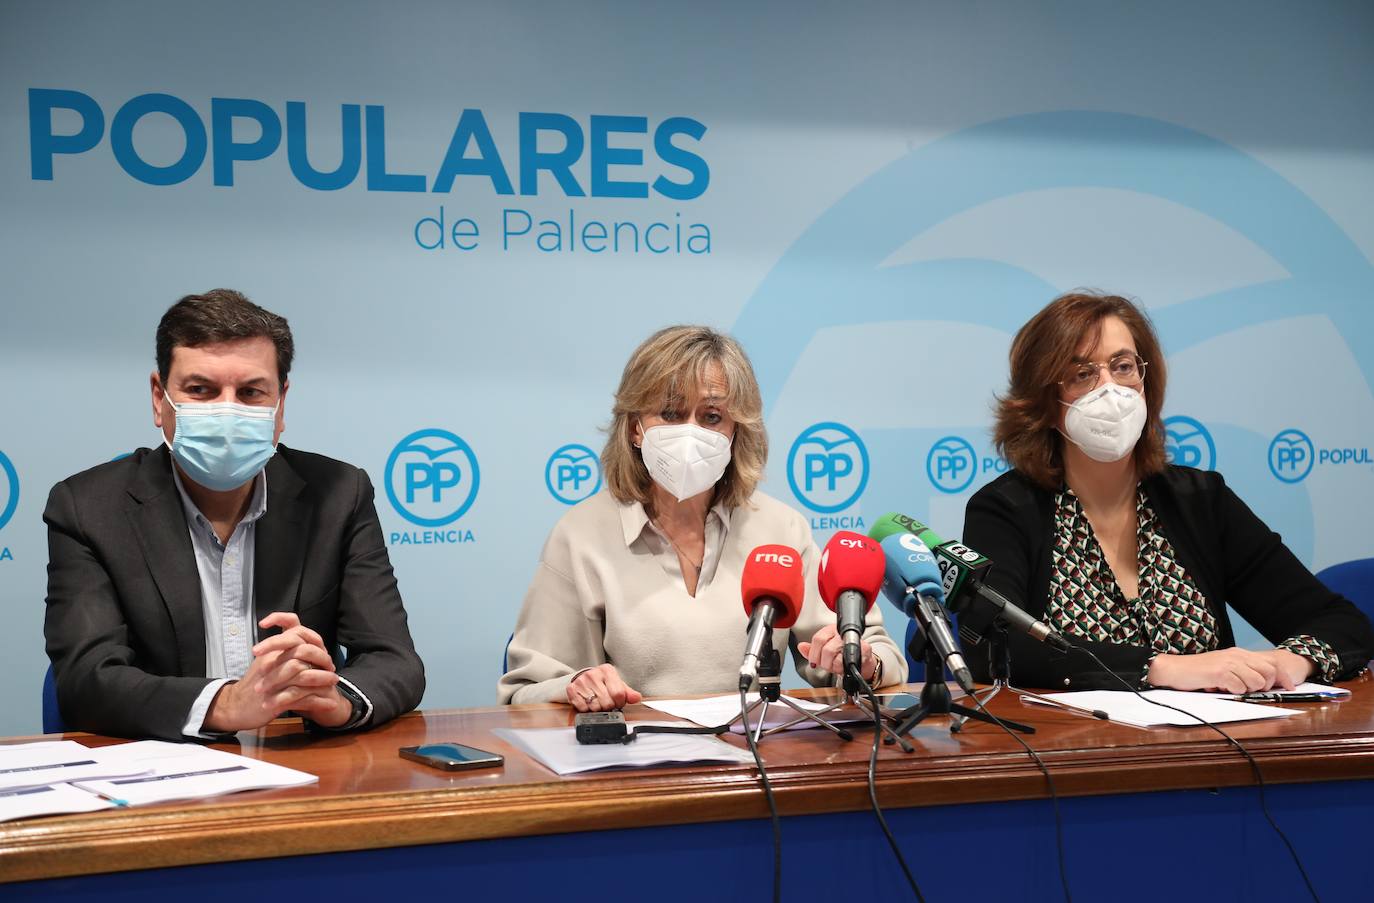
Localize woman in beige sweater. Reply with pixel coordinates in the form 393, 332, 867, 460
497, 325, 906, 711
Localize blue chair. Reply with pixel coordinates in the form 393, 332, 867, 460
1317, 557, 1374, 630
42, 663, 66, 734
502, 632, 513, 674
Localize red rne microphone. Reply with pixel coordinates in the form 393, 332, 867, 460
738, 544, 803, 690
818, 531, 886, 680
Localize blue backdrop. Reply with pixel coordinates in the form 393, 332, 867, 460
2, 1, 1372, 736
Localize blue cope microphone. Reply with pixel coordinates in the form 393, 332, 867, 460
878, 532, 976, 694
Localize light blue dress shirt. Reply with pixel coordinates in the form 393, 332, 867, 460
172, 467, 372, 736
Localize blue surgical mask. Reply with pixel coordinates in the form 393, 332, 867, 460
163, 397, 279, 491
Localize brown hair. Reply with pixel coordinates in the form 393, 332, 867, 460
993, 291, 1167, 488
602, 326, 767, 510
156, 289, 294, 389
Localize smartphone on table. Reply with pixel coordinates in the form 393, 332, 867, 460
399, 742, 505, 771
878, 693, 922, 714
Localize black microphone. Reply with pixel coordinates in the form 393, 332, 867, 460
868, 513, 1070, 652
935, 540, 1072, 652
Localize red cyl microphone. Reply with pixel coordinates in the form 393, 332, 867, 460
818, 531, 886, 684
739, 544, 804, 690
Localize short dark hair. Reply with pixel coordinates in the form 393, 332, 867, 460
156, 289, 294, 389
992, 291, 1168, 489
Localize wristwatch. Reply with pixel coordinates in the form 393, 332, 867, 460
334, 681, 368, 729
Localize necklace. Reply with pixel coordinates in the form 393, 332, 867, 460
654, 519, 703, 575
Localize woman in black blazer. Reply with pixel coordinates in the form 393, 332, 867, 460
963, 291, 1374, 692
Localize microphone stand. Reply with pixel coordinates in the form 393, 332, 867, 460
950, 620, 1048, 732
801, 666, 916, 753
730, 633, 856, 744
888, 626, 1034, 739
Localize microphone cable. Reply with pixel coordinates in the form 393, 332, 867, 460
620, 723, 727, 742
848, 663, 928, 902
739, 687, 782, 903
1073, 646, 1321, 903
961, 680, 1074, 903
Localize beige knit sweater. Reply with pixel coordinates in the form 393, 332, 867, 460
497, 490, 906, 705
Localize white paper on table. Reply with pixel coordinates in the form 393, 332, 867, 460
642, 694, 869, 733
492, 722, 756, 776
0, 782, 115, 822
1038, 689, 1301, 728
0, 740, 152, 792
73, 741, 317, 806
80, 739, 205, 765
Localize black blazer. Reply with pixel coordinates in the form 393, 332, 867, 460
44, 445, 425, 740
962, 466, 1374, 690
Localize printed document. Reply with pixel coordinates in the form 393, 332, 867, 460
1036, 689, 1301, 728
493, 722, 755, 776
0, 740, 150, 792
72, 741, 317, 806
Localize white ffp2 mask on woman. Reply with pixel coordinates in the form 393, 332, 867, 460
639, 423, 732, 501
1060, 384, 1146, 463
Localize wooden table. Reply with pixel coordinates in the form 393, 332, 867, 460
5, 676, 1374, 900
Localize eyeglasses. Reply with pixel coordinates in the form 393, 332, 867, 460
1057, 352, 1148, 397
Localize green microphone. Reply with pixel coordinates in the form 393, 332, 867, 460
868, 511, 941, 547
869, 512, 1070, 651
868, 512, 970, 600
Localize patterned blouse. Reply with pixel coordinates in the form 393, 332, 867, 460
1048, 487, 1340, 684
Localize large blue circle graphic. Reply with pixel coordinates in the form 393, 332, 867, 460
734, 111, 1374, 408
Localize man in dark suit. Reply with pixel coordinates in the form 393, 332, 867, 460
44, 289, 425, 740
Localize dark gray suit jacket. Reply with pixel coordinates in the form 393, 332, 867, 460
44, 445, 425, 740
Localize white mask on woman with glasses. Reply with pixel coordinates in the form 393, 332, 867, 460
1060, 384, 1146, 463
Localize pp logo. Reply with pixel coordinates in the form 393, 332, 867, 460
787, 422, 870, 513
0, 449, 17, 532
926, 436, 978, 494
1163, 415, 1216, 471
545, 444, 601, 505
385, 429, 481, 526
1269, 429, 1315, 484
